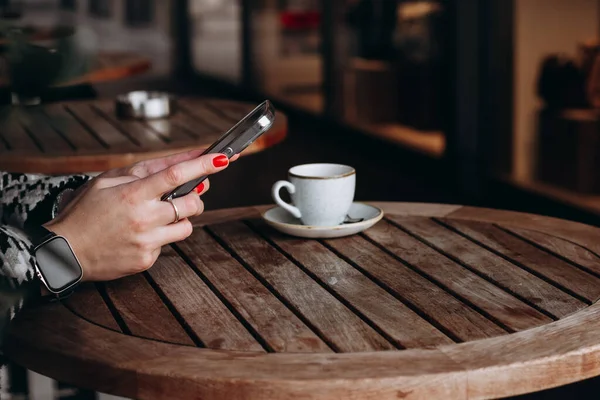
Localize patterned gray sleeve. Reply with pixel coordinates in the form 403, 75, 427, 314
1, 172, 90, 229
0, 171, 91, 328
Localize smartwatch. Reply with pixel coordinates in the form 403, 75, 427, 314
29, 225, 83, 299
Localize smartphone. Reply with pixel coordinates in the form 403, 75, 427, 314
161, 100, 276, 201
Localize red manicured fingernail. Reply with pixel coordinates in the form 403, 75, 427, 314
213, 155, 229, 167
194, 182, 205, 194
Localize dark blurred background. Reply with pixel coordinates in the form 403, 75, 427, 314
2, 0, 600, 399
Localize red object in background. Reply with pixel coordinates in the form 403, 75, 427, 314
280, 10, 320, 30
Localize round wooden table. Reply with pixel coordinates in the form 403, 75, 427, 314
0, 97, 288, 173
7, 202, 600, 399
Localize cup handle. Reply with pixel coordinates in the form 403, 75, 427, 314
272, 180, 302, 219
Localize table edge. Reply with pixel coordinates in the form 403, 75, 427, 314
7, 202, 600, 399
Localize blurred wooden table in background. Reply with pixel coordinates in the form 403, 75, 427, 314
0, 51, 151, 88
0, 97, 288, 174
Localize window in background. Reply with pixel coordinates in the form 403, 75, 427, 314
0, 0, 22, 18
189, 0, 242, 84
251, 0, 324, 113
60, 0, 77, 11
505, 0, 600, 214
336, 0, 447, 158
124, 0, 154, 27
89, 0, 112, 18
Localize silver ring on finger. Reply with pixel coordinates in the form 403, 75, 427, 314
167, 198, 180, 224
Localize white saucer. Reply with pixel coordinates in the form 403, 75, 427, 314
261, 202, 384, 239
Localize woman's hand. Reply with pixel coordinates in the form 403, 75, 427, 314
56, 150, 240, 215
44, 152, 231, 282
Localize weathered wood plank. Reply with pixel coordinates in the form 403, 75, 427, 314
0, 113, 41, 151
442, 219, 600, 303
391, 216, 585, 319
363, 220, 553, 331
104, 273, 195, 346
146, 246, 264, 352
501, 225, 600, 278
176, 229, 332, 353
250, 219, 454, 348
18, 108, 72, 153
209, 221, 395, 352
324, 234, 507, 341
204, 99, 249, 122
43, 104, 104, 150
66, 103, 137, 150
65, 283, 121, 332
142, 116, 197, 143
93, 102, 166, 149
178, 98, 233, 132
169, 107, 224, 140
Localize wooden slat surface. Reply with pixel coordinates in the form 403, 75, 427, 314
42, 104, 105, 150
176, 229, 332, 353
441, 219, 600, 303
0, 113, 41, 151
165, 112, 200, 139
391, 216, 585, 319
18, 108, 73, 153
500, 225, 600, 278
324, 234, 507, 341
142, 117, 196, 143
65, 103, 138, 150
103, 274, 195, 346
173, 99, 231, 139
146, 246, 264, 352
92, 101, 167, 149
208, 221, 396, 352
363, 220, 552, 331
179, 99, 234, 132
249, 219, 454, 349
61, 210, 597, 353
12, 203, 600, 400
64, 283, 121, 332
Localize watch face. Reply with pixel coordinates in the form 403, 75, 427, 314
34, 236, 83, 293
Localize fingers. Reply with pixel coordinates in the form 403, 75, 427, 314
140, 153, 229, 198
194, 177, 210, 195
93, 175, 140, 189
127, 149, 206, 178
151, 218, 195, 246
156, 192, 204, 225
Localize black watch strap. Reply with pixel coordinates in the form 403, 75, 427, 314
28, 224, 56, 248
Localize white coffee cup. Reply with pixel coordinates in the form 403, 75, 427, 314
271, 163, 356, 226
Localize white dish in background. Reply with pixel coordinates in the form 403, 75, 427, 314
262, 202, 384, 239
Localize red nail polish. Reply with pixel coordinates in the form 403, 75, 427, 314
195, 182, 205, 194
213, 155, 229, 167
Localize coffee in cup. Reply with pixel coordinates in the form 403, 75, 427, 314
271, 163, 356, 226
